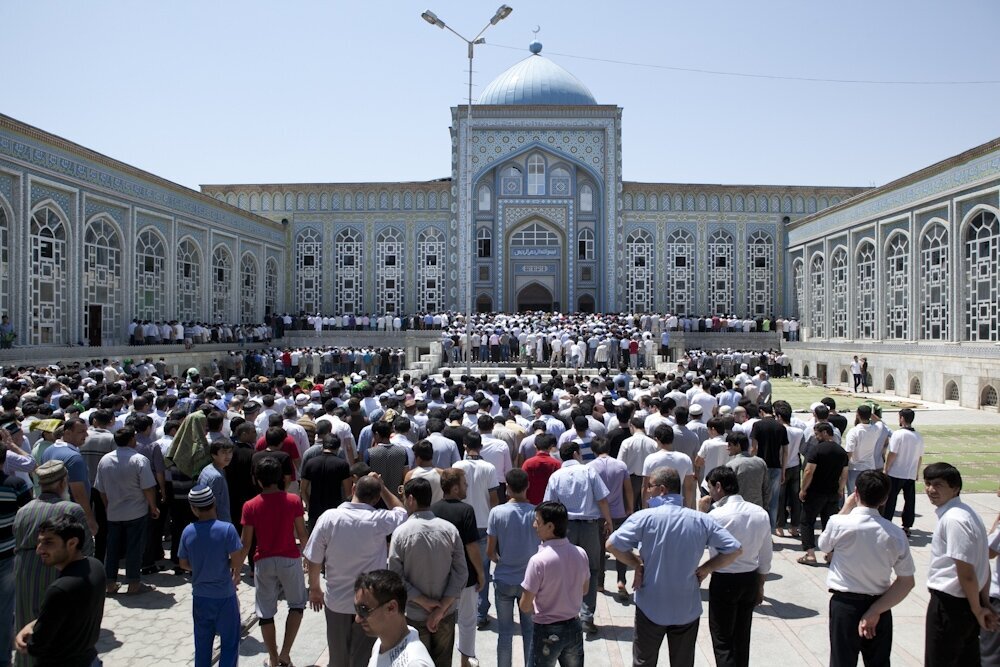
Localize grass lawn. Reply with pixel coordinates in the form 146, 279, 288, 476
918, 426, 1000, 493
771, 378, 916, 412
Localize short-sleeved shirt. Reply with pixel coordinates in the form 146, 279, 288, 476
241, 491, 304, 561
521, 452, 561, 505
178, 519, 242, 598
642, 450, 694, 481
487, 501, 540, 586
818, 506, 914, 595
885, 428, 924, 480
198, 465, 231, 523
521, 537, 590, 624
588, 456, 629, 519
252, 449, 294, 486
927, 496, 990, 598
94, 447, 157, 522
543, 460, 609, 521
254, 437, 300, 479
366, 444, 411, 496
803, 441, 849, 497
432, 498, 481, 588
750, 419, 788, 469
453, 458, 497, 529
41, 443, 91, 495
301, 453, 351, 520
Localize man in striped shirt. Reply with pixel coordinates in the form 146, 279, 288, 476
2, 442, 34, 667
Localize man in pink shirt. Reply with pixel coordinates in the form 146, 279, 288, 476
519, 501, 589, 665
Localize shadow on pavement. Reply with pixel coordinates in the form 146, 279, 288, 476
114, 588, 176, 610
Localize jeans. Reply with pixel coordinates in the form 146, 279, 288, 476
0, 557, 14, 667
766, 468, 782, 529
566, 520, 601, 623
193, 595, 241, 667
881, 476, 915, 528
846, 469, 866, 496
494, 581, 533, 667
477, 530, 491, 622
411, 614, 457, 667
105, 515, 148, 584
776, 465, 801, 529
531, 618, 583, 667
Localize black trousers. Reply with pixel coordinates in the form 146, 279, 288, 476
634, 606, 698, 667
881, 476, 915, 528
925, 589, 981, 666
90, 487, 108, 562
709, 571, 758, 667
829, 591, 891, 667
799, 493, 839, 551
169, 492, 194, 565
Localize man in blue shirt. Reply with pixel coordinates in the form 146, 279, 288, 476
178, 485, 243, 667
607, 467, 742, 667
198, 440, 234, 523
543, 441, 614, 635
487, 469, 540, 667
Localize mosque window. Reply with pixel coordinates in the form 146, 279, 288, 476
793, 259, 805, 319
527, 155, 545, 195
666, 229, 694, 315
478, 185, 492, 211
982, 385, 998, 408
579, 184, 593, 212
626, 230, 654, 313
501, 165, 522, 196
810, 254, 825, 338
376, 228, 404, 314
746, 230, 774, 317
335, 228, 363, 314
855, 240, 876, 339
30, 206, 68, 344
550, 168, 571, 196
135, 228, 165, 322
831, 247, 848, 337
885, 233, 910, 340
240, 253, 258, 323
418, 228, 445, 313
512, 222, 559, 246
211, 245, 234, 323
964, 210, 999, 342
83, 216, 122, 344
920, 224, 950, 340
296, 228, 324, 314
477, 227, 492, 258
708, 229, 734, 315
176, 238, 202, 322
578, 228, 595, 260
265, 258, 279, 317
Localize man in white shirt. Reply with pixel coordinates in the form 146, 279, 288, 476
642, 424, 696, 509
703, 465, 773, 667
881, 408, 924, 537
923, 462, 998, 665
353, 570, 434, 667
304, 475, 408, 667
617, 417, 658, 513
818, 470, 915, 667
843, 404, 880, 495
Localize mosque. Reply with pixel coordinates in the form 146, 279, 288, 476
0, 42, 998, 408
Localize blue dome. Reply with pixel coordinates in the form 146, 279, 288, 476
478, 42, 597, 106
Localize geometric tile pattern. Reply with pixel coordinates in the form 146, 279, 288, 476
964, 210, 999, 342
83, 216, 122, 343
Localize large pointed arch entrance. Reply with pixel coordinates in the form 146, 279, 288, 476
516, 282, 554, 312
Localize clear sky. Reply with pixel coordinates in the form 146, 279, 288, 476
4, 1, 998, 190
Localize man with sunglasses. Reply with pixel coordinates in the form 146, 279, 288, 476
354, 569, 434, 667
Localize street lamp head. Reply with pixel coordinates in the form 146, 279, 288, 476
490, 4, 513, 25
421, 10, 445, 28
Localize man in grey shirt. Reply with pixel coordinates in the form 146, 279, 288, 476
80, 409, 116, 560
94, 425, 160, 595
725, 431, 770, 510
388, 477, 467, 665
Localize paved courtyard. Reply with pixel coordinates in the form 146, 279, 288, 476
93, 402, 1000, 667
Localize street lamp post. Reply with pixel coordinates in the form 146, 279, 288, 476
422, 5, 513, 379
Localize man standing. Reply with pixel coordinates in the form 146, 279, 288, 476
797, 423, 848, 566
607, 467, 742, 667
2, 445, 33, 667
617, 416, 658, 513
817, 471, 915, 667
703, 466, 772, 667
239, 457, 309, 667
80, 409, 115, 561
519, 501, 590, 666
881, 408, 924, 537
520, 433, 560, 506
589, 437, 634, 600
749, 404, 788, 529
353, 570, 435, 667
453, 434, 498, 630
486, 469, 540, 667
389, 478, 467, 666
13, 461, 93, 667
924, 462, 998, 665
843, 404, 880, 495
198, 439, 234, 523
14, 518, 105, 667
643, 424, 697, 509
543, 441, 614, 635
304, 473, 408, 667
300, 434, 352, 530
431, 468, 486, 667
39, 417, 98, 536
850, 356, 863, 393
94, 426, 160, 595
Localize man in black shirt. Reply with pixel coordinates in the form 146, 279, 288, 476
821, 397, 848, 437
441, 410, 471, 460
251, 428, 294, 490
796, 423, 848, 566
16, 517, 105, 667
300, 434, 352, 530
749, 404, 789, 531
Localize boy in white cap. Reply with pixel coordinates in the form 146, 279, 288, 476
178, 485, 244, 667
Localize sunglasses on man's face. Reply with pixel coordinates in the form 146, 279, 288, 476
354, 599, 390, 619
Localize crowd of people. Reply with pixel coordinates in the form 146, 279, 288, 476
0, 346, 997, 667
126, 320, 274, 348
